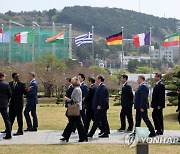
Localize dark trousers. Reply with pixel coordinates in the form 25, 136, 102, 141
24, 104, 38, 129
63, 116, 87, 140
85, 109, 94, 133
62, 110, 76, 137
9, 106, 23, 133
0, 108, 11, 137
120, 106, 134, 130
178, 112, 180, 124
152, 108, 164, 132
89, 110, 110, 136
135, 109, 155, 134
80, 109, 86, 126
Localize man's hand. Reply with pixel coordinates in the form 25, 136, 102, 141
97, 106, 101, 110
64, 96, 68, 101
140, 108, 144, 112
26, 86, 32, 92
157, 106, 161, 110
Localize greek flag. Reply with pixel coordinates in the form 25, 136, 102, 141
75, 32, 93, 47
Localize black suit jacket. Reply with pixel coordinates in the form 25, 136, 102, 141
151, 81, 165, 109
121, 82, 133, 108
0, 80, 11, 108
84, 84, 97, 110
92, 83, 109, 111
65, 85, 74, 107
9, 81, 27, 108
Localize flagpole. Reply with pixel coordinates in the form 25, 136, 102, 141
69, 24, 72, 59
1, 24, 4, 69
32, 22, 35, 63
8, 21, 11, 65
52, 22, 55, 56
63, 25, 66, 58
149, 27, 153, 97
92, 26, 94, 66
121, 26, 124, 71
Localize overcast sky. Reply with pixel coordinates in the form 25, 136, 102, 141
1, 0, 180, 20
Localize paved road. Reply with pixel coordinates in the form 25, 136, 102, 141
0, 130, 179, 145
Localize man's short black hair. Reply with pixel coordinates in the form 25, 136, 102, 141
88, 77, 95, 84
97, 75, 105, 82
28, 72, 35, 78
12, 72, 19, 78
66, 77, 71, 82
78, 73, 85, 81
155, 72, 162, 79
138, 75, 145, 81
0, 72, 5, 78
121, 74, 128, 80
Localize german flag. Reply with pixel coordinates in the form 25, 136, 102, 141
105, 32, 122, 46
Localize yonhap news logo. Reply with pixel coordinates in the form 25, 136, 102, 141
124, 133, 179, 148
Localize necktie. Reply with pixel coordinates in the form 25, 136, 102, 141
13, 82, 17, 89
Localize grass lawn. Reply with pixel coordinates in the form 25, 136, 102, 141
0, 97, 179, 154
0, 144, 180, 154
0, 97, 178, 130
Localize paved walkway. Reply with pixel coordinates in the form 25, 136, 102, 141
0, 130, 179, 145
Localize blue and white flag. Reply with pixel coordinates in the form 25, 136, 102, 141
75, 32, 93, 47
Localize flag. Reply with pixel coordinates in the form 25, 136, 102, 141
132, 32, 150, 46
0, 29, 2, 38
163, 33, 179, 46
75, 32, 92, 47
46, 31, 64, 43
105, 32, 122, 46
0, 30, 10, 43
14, 31, 34, 43
0, 31, 10, 43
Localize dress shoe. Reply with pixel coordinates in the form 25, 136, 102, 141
60, 138, 69, 142
155, 131, 163, 136
3, 136, 12, 139
98, 131, 104, 136
29, 128, 37, 132
125, 128, 133, 133
13, 132, 23, 136
78, 138, 88, 142
99, 134, 109, 138
149, 132, 156, 137
87, 133, 93, 138
24, 128, 32, 132
117, 128, 125, 132
1, 130, 7, 134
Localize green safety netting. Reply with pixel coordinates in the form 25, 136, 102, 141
1, 26, 69, 64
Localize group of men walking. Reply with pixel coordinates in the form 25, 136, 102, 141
0, 72, 38, 139
118, 73, 165, 137
61, 74, 110, 142
0, 70, 166, 141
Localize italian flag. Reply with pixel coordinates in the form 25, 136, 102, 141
46, 31, 64, 43
0, 29, 2, 40
14, 31, 34, 43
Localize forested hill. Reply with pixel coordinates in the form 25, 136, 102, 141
55, 6, 179, 40
0, 6, 179, 42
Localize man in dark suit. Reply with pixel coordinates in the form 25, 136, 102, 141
87, 75, 110, 138
177, 90, 180, 124
78, 73, 88, 125
24, 72, 38, 131
151, 73, 165, 135
61, 78, 74, 138
134, 75, 155, 137
9, 73, 27, 136
84, 77, 97, 133
0, 72, 12, 139
117, 74, 134, 132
